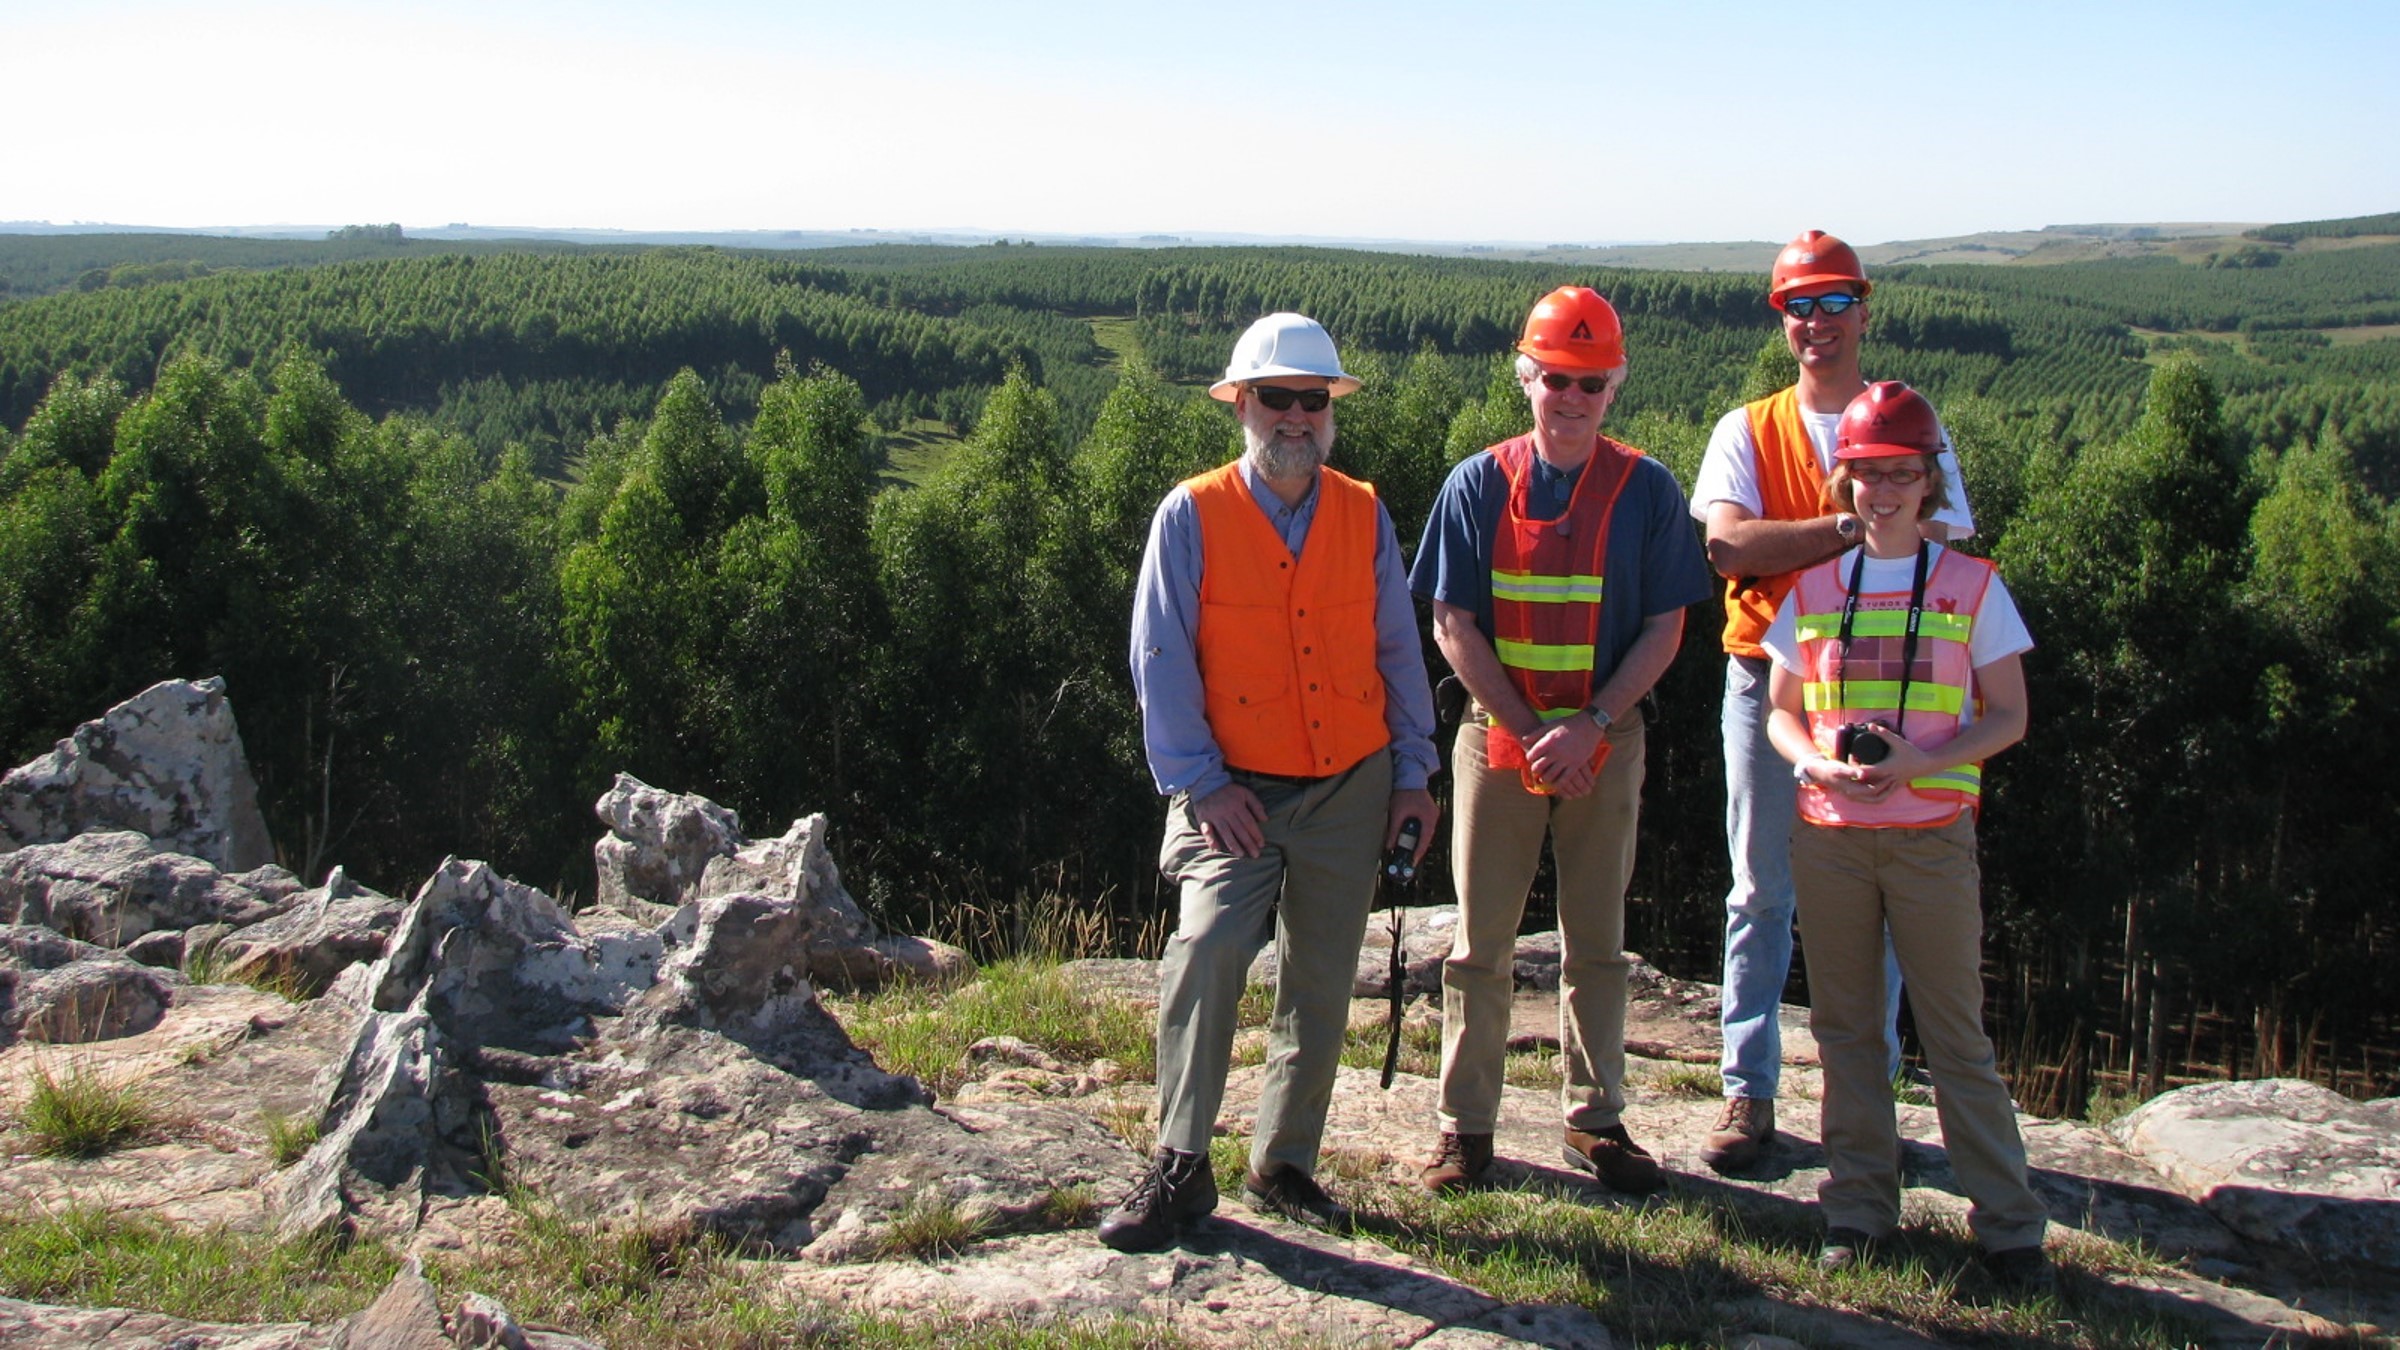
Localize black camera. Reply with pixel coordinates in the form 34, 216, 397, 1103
1831, 723, 1891, 765
1382, 817, 1423, 885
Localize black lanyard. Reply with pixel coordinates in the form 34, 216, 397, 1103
1834, 541, 1932, 738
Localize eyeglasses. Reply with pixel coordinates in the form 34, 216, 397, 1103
1538, 372, 1614, 395
1781, 292, 1860, 319
1847, 465, 1925, 486
1250, 386, 1332, 413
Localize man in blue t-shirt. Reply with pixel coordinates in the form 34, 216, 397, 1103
1410, 287, 1713, 1194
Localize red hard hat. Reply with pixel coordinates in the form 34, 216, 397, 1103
1835, 381, 1941, 460
1516, 286, 1625, 369
1770, 229, 1872, 306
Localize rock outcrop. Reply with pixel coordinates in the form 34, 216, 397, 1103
589, 773, 740, 920
2113, 1077, 2400, 1271
0, 830, 288, 947
0, 676, 274, 870
595, 778, 966, 992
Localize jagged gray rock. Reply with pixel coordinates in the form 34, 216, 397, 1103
2112, 1078, 2400, 1271
590, 773, 740, 919
0, 676, 274, 870
1, 923, 179, 1045
9, 953, 177, 1043
691, 812, 968, 991
0, 830, 285, 947
216, 867, 404, 994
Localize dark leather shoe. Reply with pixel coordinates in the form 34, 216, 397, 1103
1097, 1147, 1216, 1252
1419, 1132, 1494, 1194
1984, 1243, 2055, 1293
1819, 1226, 1880, 1273
1241, 1164, 1353, 1232
1562, 1124, 1666, 1194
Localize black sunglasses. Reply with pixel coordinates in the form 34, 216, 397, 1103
1781, 293, 1860, 319
1539, 372, 1613, 395
1250, 386, 1332, 412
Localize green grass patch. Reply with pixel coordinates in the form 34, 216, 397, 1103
16, 1059, 158, 1158
260, 1109, 320, 1168
876, 1195, 989, 1260
830, 958, 1156, 1096
0, 1207, 397, 1324
1646, 1063, 1723, 1099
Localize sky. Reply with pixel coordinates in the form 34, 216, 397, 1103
5, 0, 2397, 247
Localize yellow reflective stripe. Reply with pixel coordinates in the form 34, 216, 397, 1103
1487, 707, 1583, 727
1791, 611, 1972, 642
1800, 681, 1967, 715
1911, 765, 1983, 795
1495, 638, 1594, 672
1492, 570, 1606, 604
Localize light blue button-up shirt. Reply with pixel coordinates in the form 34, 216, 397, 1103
1129, 460, 1440, 803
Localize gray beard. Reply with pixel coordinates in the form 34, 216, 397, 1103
1244, 424, 1334, 481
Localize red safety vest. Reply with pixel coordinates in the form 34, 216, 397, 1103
1187, 461, 1390, 779
1483, 435, 1636, 784
1791, 545, 1995, 828
1720, 386, 1830, 658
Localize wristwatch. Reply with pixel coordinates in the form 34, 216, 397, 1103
1583, 702, 1613, 730
1834, 513, 1861, 542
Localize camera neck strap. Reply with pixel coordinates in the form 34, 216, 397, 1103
1834, 540, 1933, 738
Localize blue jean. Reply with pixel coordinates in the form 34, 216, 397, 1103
1719, 654, 1902, 1100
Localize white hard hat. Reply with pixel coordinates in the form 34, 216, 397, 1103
1208, 312, 1361, 403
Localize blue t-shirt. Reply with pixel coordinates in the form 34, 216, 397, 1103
1410, 440, 1713, 684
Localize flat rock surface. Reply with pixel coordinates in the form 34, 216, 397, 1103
776, 1225, 1617, 1349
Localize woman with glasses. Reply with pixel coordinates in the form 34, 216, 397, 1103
1760, 381, 2053, 1288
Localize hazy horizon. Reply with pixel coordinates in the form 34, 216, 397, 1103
6, 1, 2394, 248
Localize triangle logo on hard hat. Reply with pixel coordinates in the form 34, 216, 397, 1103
1570, 321, 1593, 342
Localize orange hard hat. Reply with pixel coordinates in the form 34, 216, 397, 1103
1516, 286, 1625, 369
1770, 229, 1872, 306
1835, 381, 1942, 460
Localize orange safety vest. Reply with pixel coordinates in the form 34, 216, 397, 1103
1791, 545, 1994, 828
1720, 386, 1829, 658
1483, 435, 1636, 786
1187, 461, 1391, 779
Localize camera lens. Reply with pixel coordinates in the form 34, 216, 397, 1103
1848, 729, 1890, 765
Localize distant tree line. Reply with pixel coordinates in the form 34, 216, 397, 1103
1, 242, 2397, 1107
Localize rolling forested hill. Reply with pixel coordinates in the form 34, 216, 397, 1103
2, 227, 2397, 1111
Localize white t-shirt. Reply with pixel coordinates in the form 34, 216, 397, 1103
1762, 544, 2031, 727
1690, 402, 1976, 538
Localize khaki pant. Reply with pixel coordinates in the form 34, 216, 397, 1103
1792, 815, 2048, 1250
1153, 754, 1390, 1177
1436, 713, 1645, 1134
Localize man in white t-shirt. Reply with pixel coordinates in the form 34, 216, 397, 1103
1686, 229, 1975, 1173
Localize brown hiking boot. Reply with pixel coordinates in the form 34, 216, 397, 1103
1419, 1132, 1494, 1193
1561, 1124, 1665, 1194
1701, 1097, 1775, 1174
1097, 1146, 1217, 1252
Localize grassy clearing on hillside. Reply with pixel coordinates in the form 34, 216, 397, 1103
876, 416, 964, 490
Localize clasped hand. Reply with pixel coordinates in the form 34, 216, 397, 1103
1524, 716, 1603, 798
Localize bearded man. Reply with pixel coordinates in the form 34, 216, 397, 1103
1106, 312, 1439, 1251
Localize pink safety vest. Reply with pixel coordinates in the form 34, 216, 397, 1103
1792, 546, 1995, 828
